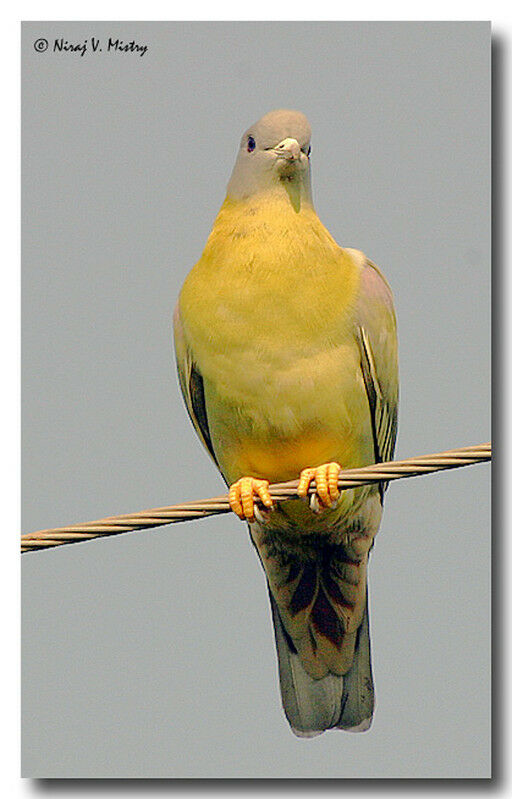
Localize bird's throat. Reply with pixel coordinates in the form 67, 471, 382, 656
281, 178, 303, 213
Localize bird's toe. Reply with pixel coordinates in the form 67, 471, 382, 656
229, 476, 273, 522
298, 462, 342, 510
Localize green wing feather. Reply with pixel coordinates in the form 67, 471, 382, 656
173, 303, 218, 467
356, 257, 399, 498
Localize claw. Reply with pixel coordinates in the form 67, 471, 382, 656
309, 492, 321, 514
298, 462, 341, 510
253, 504, 271, 525
229, 476, 273, 522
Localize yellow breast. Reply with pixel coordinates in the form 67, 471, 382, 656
180, 194, 360, 377
179, 193, 368, 482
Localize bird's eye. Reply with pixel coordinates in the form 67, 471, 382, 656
247, 136, 256, 153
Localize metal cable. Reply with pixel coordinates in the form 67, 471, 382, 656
21, 442, 491, 554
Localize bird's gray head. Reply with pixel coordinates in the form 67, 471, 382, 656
226, 109, 313, 207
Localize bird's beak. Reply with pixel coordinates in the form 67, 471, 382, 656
272, 137, 301, 162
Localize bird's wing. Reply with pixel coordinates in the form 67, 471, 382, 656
351, 252, 399, 496
173, 303, 219, 467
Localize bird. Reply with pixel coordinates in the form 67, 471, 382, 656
173, 109, 398, 737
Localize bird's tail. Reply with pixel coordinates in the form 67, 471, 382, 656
269, 590, 374, 737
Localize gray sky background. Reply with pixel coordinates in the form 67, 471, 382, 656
21, 22, 490, 778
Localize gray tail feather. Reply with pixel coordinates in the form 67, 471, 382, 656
269, 589, 375, 737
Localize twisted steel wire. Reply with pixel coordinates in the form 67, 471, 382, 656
21, 442, 491, 554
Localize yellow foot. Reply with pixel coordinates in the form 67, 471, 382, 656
229, 477, 273, 522
297, 462, 341, 511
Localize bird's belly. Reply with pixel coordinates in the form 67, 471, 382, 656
231, 431, 352, 483
181, 260, 369, 484
206, 345, 372, 484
